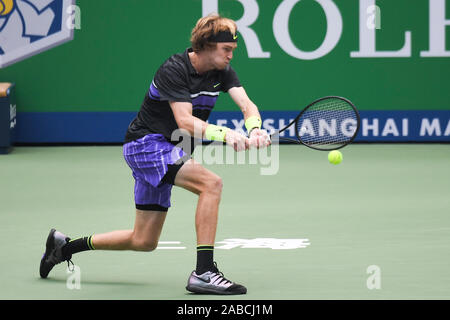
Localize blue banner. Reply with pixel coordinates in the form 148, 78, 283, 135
15, 110, 450, 143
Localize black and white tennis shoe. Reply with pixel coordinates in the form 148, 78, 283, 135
186, 262, 247, 295
40, 229, 73, 278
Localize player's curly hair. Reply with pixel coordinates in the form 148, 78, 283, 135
190, 13, 237, 52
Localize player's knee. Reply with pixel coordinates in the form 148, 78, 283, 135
204, 175, 223, 196
133, 239, 158, 252
141, 242, 158, 252
214, 176, 223, 192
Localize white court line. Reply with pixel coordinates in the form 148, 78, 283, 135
157, 241, 186, 250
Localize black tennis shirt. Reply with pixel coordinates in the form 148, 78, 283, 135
124, 48, 241, 145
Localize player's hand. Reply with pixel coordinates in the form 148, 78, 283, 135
249, 128, 271, 148
225, 130, 250, 152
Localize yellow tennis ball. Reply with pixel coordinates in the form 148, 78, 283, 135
0, 0, 14, 16
328, 150, 343, 165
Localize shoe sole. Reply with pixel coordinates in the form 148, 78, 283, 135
186, 285, 247, 295
39, 228, 56, 278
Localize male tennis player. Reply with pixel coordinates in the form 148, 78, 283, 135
39, 14, 270, 295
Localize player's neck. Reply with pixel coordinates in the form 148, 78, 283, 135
189, 51, 214, 74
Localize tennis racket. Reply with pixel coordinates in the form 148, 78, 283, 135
270, 96, 361, 151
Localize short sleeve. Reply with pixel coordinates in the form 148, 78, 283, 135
154, 64, 191, 103
221, 65, 241, 92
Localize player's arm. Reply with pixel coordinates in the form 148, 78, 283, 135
169, 101, 206, 139
169, 101, 249, 151
228, 86, 271, 147
228, 86, 260, 120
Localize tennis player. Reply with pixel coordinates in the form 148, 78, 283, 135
39, 14, 270, 295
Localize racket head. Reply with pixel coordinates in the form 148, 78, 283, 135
295, 96, 360, 151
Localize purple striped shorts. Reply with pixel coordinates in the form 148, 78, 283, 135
123, 134, 187, 209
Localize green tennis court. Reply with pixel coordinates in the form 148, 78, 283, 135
1, 144, 449, 300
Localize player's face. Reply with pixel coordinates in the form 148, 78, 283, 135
210, 42, 237, 70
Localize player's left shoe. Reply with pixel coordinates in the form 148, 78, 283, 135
39, 228, 73, 278
186, 262, 247, 295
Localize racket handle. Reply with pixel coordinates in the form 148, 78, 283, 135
269, 132, 299, 144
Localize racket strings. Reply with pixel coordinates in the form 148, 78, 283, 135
296, 98, 359, 149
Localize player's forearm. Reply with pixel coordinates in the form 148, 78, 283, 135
241, 101, 264, 136
236, 96, 261, 120
176, 115, 209, 139
228, 87, 261, 120
240, 100, 261, 121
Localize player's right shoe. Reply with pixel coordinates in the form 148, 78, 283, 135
186, 262, 247, 295
39, 229, 73, 278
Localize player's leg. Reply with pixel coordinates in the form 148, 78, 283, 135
40, 170, 172, 278
173, 159, 246, 295
39, 209, 167, 278
174, 159, 222, 247
90, 144, 175, 252
88, 209, 167, 251
40, 134, 180, 278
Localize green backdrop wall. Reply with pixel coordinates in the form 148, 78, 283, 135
1, 0, 449, 142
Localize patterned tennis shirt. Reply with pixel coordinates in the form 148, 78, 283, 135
125, 48, 241, 146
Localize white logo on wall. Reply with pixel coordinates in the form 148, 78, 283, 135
203, 0, 450, 59
0, 0, 77, 68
